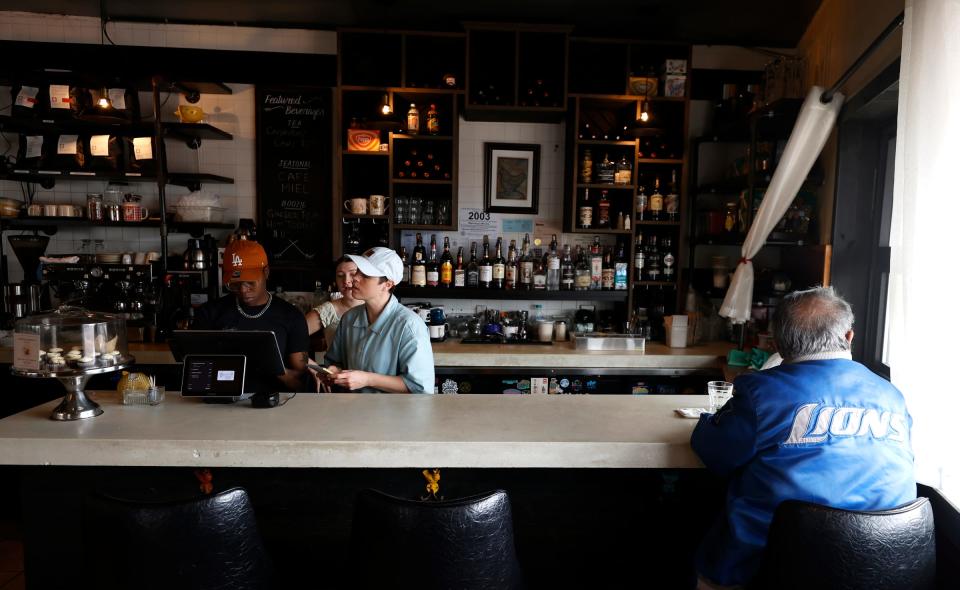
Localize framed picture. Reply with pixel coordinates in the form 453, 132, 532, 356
483, 142, 540, 214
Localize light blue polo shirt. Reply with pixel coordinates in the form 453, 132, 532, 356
324, 295, 435, 393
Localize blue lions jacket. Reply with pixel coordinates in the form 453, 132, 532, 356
691, 358, 916, 586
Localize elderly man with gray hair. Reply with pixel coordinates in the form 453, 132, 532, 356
691, 287, 916, 590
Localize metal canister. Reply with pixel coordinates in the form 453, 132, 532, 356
106, 203, 121, 222
87, 193, 104, 222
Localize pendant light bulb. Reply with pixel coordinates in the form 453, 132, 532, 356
639, 99, 651, 123
380, 94, 392, 116
97, 88, 112, 109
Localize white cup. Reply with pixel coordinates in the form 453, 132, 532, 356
428, 323, 448, 339
707, 381, 734, 413
537, 320, 555, 342
369, 194, 389, 216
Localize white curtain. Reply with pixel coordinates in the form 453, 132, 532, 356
719, 87, 844, 323
889, 0, 960, 501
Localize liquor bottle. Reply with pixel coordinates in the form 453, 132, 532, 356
492, 237, 506, 289
574, 246, 591, 291
505, 239, 518, 289
411, 235, 427, 288
532, 246, 547, 290
590, 236, 603, 290
601, 247, 615, 291
399, 246, 411, 284
579, 188, 593, 229
614, 241, 629, 290
645, 234, 661, 281
649, 177, 664, 221
662, 237, 675, 281
453, 246, 466, 287
426, 103, 440, 135
636, 185, 648, 221
519, 233, 534, 290
345, 222, 361, 254
478, 236, 493, 288
634, 231, 645, 276
580, 149, 593, 183
560, 244, 575, 290
466, 242, 479, 287
597, 153, 615, 184
407, 103, 420, 134
666, 169, 679, 221
440, 236, 454, 287
426, 234, 440, 287
597, 190, 611, 228
615, 154, 633, 185
546, 234, 560, 291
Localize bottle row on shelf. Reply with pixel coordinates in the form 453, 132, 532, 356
577, 170, 681, 229
401, 233, 632, 292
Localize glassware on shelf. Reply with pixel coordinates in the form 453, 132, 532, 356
436, 200, 450, 226
394, 196, 408, 224
422, 199, 435, 225
407, 197, 422, 225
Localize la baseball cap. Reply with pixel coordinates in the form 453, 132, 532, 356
223, 240, 268, 285
347, 247, 403, 284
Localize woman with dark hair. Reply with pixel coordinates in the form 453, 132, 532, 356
305, 256, 363, 349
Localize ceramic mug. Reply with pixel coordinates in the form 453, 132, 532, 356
344, 198, 368, 215
43, 203, 59, 217
27, 203, 43, 217
369, 194, 389, 216
428, 323, 449, 339
57, 204, 81, 217
122, 202, 148, 222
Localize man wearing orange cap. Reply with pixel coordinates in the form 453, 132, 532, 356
193, 240, 309, 392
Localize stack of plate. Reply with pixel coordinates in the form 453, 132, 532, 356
96, 253, 122, 263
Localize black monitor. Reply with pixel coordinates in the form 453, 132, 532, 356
170, 330, 286, 396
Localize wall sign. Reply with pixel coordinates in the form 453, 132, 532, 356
256, 86, 332, 265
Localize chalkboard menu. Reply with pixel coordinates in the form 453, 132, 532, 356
256, 86, 332, 267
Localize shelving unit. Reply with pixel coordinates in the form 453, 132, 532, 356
0, 217, 233, 237
394, 286, 628, 302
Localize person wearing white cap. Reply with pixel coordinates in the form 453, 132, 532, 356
314, 247, 435, 393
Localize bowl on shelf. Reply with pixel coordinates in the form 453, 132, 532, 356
0, 197, 23, 218
174, 104, 206, 123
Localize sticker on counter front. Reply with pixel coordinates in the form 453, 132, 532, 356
24, 136, 43, 159
132, 137, 153, 160
90, 135, 110, 157
502, 218, 533, 233
107, 88, 126, 110
12, 332, 41, 372
15, 86, 38, 108
57, 135, 79, 155
49, 84, 71, 109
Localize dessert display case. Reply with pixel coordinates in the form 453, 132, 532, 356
10, 306, 135, 420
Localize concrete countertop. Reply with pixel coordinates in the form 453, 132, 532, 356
1, 340, 733, 370
0, 392, 705, 469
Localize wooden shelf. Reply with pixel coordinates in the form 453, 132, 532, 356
634, 280, 678, 287
394, 286, 628, 302
634, 219, 681, 226
568, 228, 633, 235
392, 178, 453, 185
637, 158, 683, 165
342, 214, 390, 220
0, 115, 232, 143
340, 85, 464, 95
577, 183, 636, 190
342, 150, 390, 156
0, 217, 233, 237
392, 223, 457, 231
578, 139, 636, 146
391, 134, 453, 141
569, 93, 640, 102
1, 170, 233, 189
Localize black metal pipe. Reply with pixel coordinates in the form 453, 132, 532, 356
151, 76, 169, 274
821, 11, 905, 103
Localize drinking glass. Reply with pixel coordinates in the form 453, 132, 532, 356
436, 200, 450, 225
408, 197, 422, 225
394, 196, 408, 224
707, 381, 734, 413
422, 199, 435, 225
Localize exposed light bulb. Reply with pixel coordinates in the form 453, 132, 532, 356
380, 94, 392, 116
640, 111, 650, 123
97, 96, 112, 109
381, 103, 392, 115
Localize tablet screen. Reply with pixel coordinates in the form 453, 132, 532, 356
181, 355, 247, 397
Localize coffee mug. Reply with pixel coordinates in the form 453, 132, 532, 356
43, 203, 59, 217
122, 202, 148, 222
428, 323, 448, 339
27, 203, 43, 216
369, 194, 390, 216
344, 198, 368, 215
57, 204, 81, 217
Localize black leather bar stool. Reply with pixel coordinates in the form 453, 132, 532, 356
350, 488, 524, 590
88, 487, 273, 590
750, 497, 936, 590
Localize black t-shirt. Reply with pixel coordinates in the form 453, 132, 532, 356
193, 294, 309, 392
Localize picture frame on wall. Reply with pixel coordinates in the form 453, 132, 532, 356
483, 142, 540, 214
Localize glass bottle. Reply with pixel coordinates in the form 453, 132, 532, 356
645, 234, 661, 281
666, 169, 680, 221
614, 241, 629, 290
478, 236, 493, 288
561, 244, 575, 291
440, 236, 454, 287
426, 103, 440, 135
505, 239, 518, 290
634, 231, 645, 276
580, 149, 593, 183
615, 154, 633, 185
579, 188, 594, 229
426, 234, 440, 287
597, 153, 615, 183
400, 246, 411, 284
649, 177, 664, 221
636, 185, 648, 221
346, 222, 361, 254
492, 237, 506, 289
453, 246, 465, 287
519, 233, 534, 290
574, 246, 591, 291
413, 232, 426, 264
406, 103, 420, 134
532, 246, 547, 290
724, 202, 738, 233
601, 247, 615, 291
590, 236, 603, 290
597, 190, 611, 228
546, 234, 560, 291
662, 237, 675, 281
466, 242, 479, 287
411, 234, 427, 287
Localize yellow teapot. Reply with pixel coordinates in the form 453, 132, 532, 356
175, 104, 205, 123
117, 371, 151, 392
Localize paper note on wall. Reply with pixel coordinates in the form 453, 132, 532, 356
49, 84, 70, 109
107, 88, 127, 110
57, 135, 79, 155
15, 86, 38, 108
90, 135, 110, 157
132, 137, 153, 160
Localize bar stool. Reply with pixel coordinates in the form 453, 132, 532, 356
750, 497, 935, 590
89, 487, 273, 590
350, 488, 524, 590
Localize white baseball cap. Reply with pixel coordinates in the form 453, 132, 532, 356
347, 247, 404, 284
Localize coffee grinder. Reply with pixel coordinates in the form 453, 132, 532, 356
3, 234, 51, 322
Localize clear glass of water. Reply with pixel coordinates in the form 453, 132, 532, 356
707, 381, 734, 413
